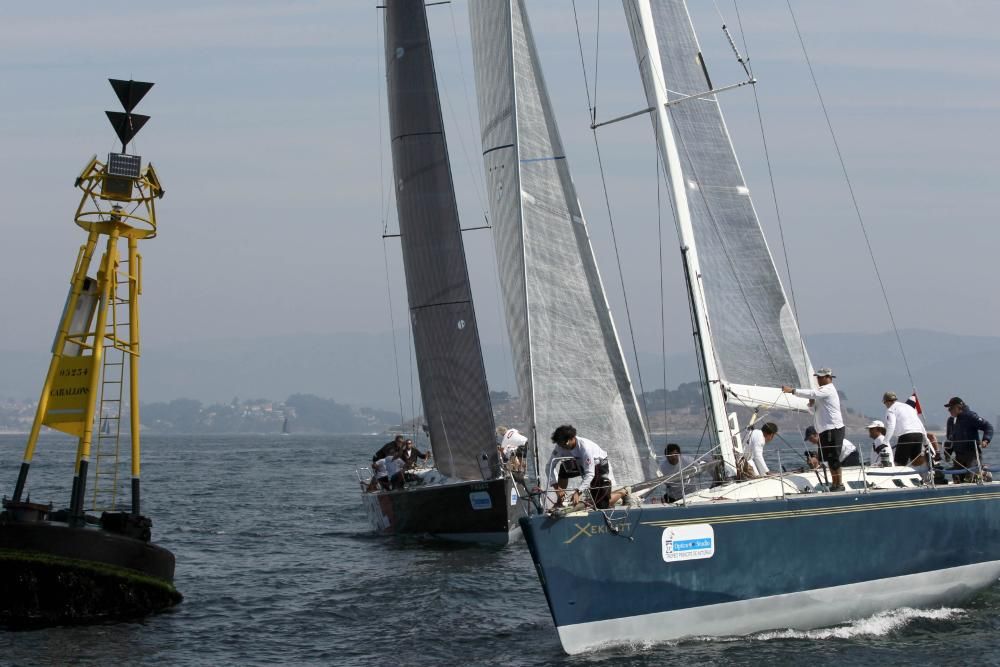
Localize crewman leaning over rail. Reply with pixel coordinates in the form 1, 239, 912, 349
944, 397, 993, 483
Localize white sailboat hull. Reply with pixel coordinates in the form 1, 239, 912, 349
556, 559, 1000, 654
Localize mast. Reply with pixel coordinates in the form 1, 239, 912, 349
383, 0, 497, 481
623, 0, 816, 471
628, 0, 735, 470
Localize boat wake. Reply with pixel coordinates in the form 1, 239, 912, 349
746, 607, 965, 641
590, 607, 968, 658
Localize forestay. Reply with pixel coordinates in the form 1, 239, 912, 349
623, 0, 813, 409
384, 0, 496, 480
469, 0, 654, 486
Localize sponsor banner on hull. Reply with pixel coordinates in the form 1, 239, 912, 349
469, 490, 493, 510
662, 524, 714, 562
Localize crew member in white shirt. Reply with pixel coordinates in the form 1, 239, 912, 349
387, 454, 407, 489
547, 424, 630, 509
882, 391, 927, 466
783, 368, 846, 491
368, 457, 389, 492
866, 420, 892, 467
373, 454, 405, 490
745, 423, 778, 477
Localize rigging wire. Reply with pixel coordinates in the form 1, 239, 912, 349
382, 243, 407, 427
435, 3, 490, 220
443, 1, 513, 425
408, 303, 417, 440
592, 0, 601, 120
376, 8, 388, 236
785, 0, 917, 390
487, 230, 515, 417
572, 0, 652, 430
656, 115, 670, 443
730, 2, 802, 327
375, 8, 406, 425
571, 1, 595, 113
727, 0, 811, 380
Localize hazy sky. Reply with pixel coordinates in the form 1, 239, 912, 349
1, 0, 997, 388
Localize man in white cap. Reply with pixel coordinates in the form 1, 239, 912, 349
866, 419, 892, 467
783, 368, 845, 491
882, 391, 927, 466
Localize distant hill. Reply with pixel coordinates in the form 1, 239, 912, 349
1, 329, 996, 427
0, 331, 411, 410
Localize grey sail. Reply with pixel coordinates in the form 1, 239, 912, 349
623, 0, 812, 408
469, 0, 653, 486
385, 0, 496, 480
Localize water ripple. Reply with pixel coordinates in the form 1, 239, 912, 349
3, 434, 999, 666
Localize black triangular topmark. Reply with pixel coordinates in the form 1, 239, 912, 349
105, 111, 150, 148
109, 79, 154, 113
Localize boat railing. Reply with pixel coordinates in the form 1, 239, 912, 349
938, 439, 990, 482
355, 466, 374, 491
650, 454, 720, 502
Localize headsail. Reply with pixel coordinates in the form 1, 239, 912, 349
469, 0, 654, 486
623, 0, 814, 416
384, 0, 496, 480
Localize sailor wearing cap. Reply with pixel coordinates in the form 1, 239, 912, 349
882, 391, 927, 466
866, 420, 892, 467
943, 397, 994, 482
783, 368, 846, 491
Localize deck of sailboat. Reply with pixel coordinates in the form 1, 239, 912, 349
545, 464, 982, 513
679, 464, 940, 504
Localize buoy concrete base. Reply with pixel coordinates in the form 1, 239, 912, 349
0, 502, 181, 627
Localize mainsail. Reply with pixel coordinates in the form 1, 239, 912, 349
623, 0, 813, 417
384, 0, 496, 480
469, 0, 653, 486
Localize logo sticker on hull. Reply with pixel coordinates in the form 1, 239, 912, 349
469, 490, 493, 510
662, 524, 715, 562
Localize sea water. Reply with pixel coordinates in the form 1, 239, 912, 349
2, 433, 998, 666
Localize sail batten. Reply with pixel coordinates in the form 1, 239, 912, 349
385, 0, 496, 480
471, 0, 654, 486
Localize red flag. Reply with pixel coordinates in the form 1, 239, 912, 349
907, 392, 923, 415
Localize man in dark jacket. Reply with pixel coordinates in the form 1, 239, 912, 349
399, 439, 430, 469
944, 397, 993, 482
373, 435, 405, 465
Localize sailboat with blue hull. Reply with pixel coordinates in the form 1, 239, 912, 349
463, 0, 1000, 653
523, 484, 1000, 653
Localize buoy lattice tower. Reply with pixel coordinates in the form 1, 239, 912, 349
8, 78, 163, 526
